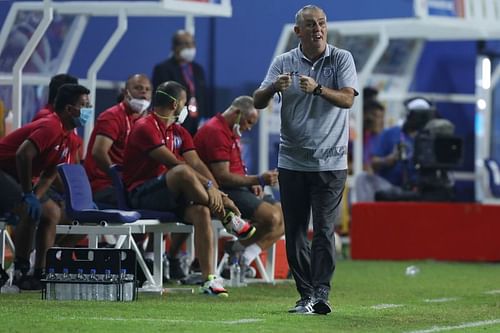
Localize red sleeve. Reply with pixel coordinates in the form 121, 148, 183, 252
27, 122, 61, 154
94, 110, 121, 141
132, 119, 164, 152
201, 127, 232, 163
177, 125, 195, 154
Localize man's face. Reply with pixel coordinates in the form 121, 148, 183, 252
174, 33, 195, 57
127, 76, 152, 102
295, 9, 327, 53
373, 108, 385, 134
240, 109, 259, 132
67, 94, 90, 118
174, 90, 188, 116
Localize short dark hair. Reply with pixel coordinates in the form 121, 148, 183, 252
295, 5, 325, 25
54, 84, 90, 113
363, 86, 379, 102
48, 74, 78, 105
154, 81, 186, 108
231, 96, 255, 116
171, 30, 193, 49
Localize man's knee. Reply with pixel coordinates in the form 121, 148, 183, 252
255, 204, 284, 234
40, 200, 62, 225
169, 165, 196, 185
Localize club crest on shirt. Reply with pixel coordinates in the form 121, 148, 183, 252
323, 67, 333, 77
61, 147, 69, 159
174, 135, 183, 149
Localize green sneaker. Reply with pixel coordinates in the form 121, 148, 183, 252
199, 275, 228, 297
222, 212, 256, 240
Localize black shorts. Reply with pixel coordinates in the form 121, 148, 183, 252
0, 169, 22, 214
93, 187, 117, 208
128, 174, 185, 217
221, 187, 277, 220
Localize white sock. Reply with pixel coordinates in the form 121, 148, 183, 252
241, 244, 262, 265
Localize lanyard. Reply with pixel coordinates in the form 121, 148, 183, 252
232, 134, 248, 175
153, 114, 175, 152
180, 63, 196, 96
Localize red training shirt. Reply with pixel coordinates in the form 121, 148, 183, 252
84, 102, 139, 192
32, 104, 82, 164
123, 112, 195, 191
194, 113, 246, 175
0, 113, 72, 180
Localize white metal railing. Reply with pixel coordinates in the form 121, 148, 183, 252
0, 0, 232, 134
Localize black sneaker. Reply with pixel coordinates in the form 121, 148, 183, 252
168, 257, 187, 280
14, 275, 44, 291
0, 267, 9, 288
312, 288, 332, 315
288, 296, 314, 314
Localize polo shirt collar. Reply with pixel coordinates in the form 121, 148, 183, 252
120, 101, 135, 115
215, 113, 233, 134
297, 43, 331, 64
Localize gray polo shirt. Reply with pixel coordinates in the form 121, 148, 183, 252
259, 43, 358, 172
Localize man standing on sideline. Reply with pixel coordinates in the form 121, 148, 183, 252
253, 5, 358, 314
194, 96, 284, 280
152, 30, 209, 135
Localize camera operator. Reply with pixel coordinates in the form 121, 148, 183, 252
413, 118, 462, 201
369, 97, 436, 200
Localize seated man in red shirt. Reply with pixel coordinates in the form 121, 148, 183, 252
0, 83, 91, 288
123, 81, 254, 296
84, 73, 152, 205
194, 96, 284, 280
25, 74, 84, 289
84, 74, 191, 281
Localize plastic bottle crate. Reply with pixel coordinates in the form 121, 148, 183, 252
41, 248, 137, 301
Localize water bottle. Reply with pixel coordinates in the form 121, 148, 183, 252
88, 269, 100, 300
75, 269, 87, 300
120, 269, 134, 301
162, 253, 170, 281
179, 252, 191, 277
229, 258, 241, 287
59, 268, 71, 300
45, 268, 57, 300
103, 269, 116, 301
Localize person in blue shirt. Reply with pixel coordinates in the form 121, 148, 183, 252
371, 97, 436, 189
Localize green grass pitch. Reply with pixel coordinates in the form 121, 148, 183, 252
1, 260, 499, 333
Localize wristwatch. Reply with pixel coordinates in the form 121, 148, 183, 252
312, 84, 323, 96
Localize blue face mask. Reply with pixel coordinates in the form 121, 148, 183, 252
72, 107, 93, 127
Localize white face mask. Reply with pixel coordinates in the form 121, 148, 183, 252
128, 98, 150, 113
177, 106, 188, 124
179, 47, 196, 62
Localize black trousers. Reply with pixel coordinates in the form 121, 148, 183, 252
278, 168, 347, 298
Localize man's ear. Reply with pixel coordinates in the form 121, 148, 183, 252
294, 25, 300, 36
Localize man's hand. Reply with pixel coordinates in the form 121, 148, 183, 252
207, 186, 224, 217
260, 169, 279, 187
251, 185, 264, 199
221, 195, 241, 217
298, 75, 317, 94
22, 192, 41, 222
273, 74, 293, 92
